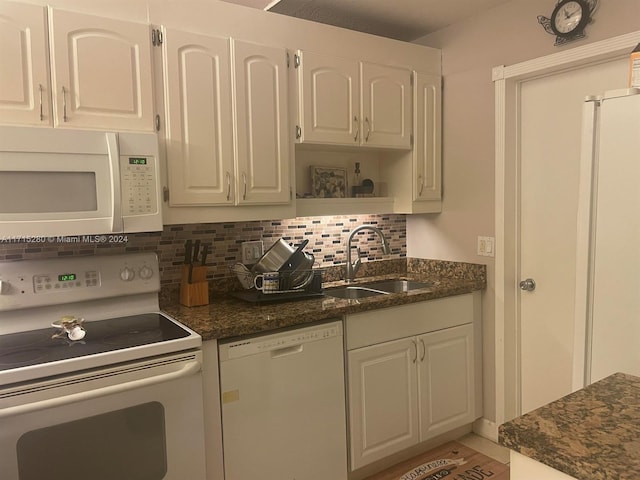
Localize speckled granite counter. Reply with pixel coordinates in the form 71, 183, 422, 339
160, 259, 486, 340
499, 372, 640, 480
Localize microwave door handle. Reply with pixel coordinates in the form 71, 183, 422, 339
106, 132, 123, 233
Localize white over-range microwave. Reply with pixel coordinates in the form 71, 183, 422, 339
0, 126, 162, 237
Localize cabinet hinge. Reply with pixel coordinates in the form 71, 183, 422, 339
294, 54, 300, 68
151, 28, 163, 46
295, 125, 301, 140
286, 52, 290, 68
155, 114, 161, 132
163, 186, 170, 202
290, 187, 293, 200
410, 72, 414, 87
410, 133, 414, 147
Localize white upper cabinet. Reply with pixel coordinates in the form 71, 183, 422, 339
413, 72, 442, 202
48, 8, 154, 131
296, 51, 360, 145
0, 2, 51, 126
160, 33, 290, 208
361, 62, 412, 149
296, 51, 411, 149
233, 40, 290, 205
162, 28, 234, 206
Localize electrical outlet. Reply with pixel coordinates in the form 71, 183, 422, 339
241, 241, 264, 264
477, 236, 495, 257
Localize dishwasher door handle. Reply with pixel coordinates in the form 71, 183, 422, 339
271, 344, 304, 359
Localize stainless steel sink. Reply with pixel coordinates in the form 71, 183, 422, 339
325, 286, 390, 299
325, 279, 433, 299
357, 279, 433, 293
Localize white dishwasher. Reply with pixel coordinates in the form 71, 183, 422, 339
218, 320, 348, 480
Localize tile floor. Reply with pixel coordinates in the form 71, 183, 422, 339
457, 433, 511, 464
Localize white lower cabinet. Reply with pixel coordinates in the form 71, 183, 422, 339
346, 294, 480, 471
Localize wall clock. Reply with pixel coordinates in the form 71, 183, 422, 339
538, 0, 598, 46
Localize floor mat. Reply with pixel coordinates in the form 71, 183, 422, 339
364, 441, 510, 480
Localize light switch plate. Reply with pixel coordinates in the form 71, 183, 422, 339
477, 236, 495, 257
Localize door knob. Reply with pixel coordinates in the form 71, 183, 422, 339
519, 278, 536, 291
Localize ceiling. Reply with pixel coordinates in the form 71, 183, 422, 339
220, 0, 513, 41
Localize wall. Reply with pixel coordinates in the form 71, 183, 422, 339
0, 214, 407, 285
409, 0, 640, 424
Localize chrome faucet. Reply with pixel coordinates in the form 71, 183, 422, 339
345, 225, 391, 282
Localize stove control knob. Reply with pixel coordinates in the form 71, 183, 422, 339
120, 267, 136, 281
139, 266, 154, 280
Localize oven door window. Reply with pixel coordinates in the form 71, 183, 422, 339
16, 401, 167, 480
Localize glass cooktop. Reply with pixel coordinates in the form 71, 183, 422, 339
0, 314, 191, 372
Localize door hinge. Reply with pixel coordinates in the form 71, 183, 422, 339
163, 186, 170, 202
151, 28, 163, 46
410, 133, 414, 147
155, 114, 161, 132
286, 52, 290, 68
290, 186, 293, 200
294, 53, 300, 68
295, 125, 301, 140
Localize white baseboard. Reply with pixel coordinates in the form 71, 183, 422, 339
472, 417, 499, 442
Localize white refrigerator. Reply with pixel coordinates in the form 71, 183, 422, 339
575, 88, 640, 386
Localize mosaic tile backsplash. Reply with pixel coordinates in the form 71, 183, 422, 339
0, 214, 406, 286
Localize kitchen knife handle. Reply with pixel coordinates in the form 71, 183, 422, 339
184, 240, 193, 264
193, 240, 201, 264
201, 244, 209, 266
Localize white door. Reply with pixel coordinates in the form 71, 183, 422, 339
297, 50, 359, 145
232, 40, 290, 205
0, 2, 51, 126
347, 337, 419, 470
361, 62, 411, 149
589, 93, 640, 383
48, 8, 154, 131
413, 72, 442, 202
418, 324, 474, 440
162, 28, 234, 206
518, 57, 628, 413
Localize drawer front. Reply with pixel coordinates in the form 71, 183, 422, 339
346, 292, 479, 350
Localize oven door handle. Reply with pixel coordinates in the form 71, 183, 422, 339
0, 359, 201, 419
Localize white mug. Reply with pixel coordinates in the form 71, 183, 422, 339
254, 272, 279, 293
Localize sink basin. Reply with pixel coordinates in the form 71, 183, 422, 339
325, 286, 390, 299
357, 279, 433, 293
325, 279, 433, 299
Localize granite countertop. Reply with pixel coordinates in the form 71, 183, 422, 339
161, 271, 484, 341
499, 372, 640, 480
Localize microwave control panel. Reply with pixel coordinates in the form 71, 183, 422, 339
120, 156, 158, 216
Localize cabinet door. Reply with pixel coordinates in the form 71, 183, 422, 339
361, 62, 411, 149
233, 40, 290, 205
413, 72, 442, 201
297, 51, 359, 145
0, 2, 51, 126
162, 28, 234, 205
348, 338, 419, 470
48, 8, 154, 131
418, 324, 475, 440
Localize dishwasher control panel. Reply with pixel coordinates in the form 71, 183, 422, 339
221, 321, 342, 360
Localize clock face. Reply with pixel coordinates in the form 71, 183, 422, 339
554, 1, 582, 32
551, 0, 589, 37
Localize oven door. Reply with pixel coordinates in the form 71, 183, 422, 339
0, 351, 206, 480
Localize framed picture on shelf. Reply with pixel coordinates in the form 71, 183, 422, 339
310, 166, 347, 198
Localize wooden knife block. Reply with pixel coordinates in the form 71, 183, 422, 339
180, 265, 209, 307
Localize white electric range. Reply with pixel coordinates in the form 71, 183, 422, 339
0, 252, 206, 480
